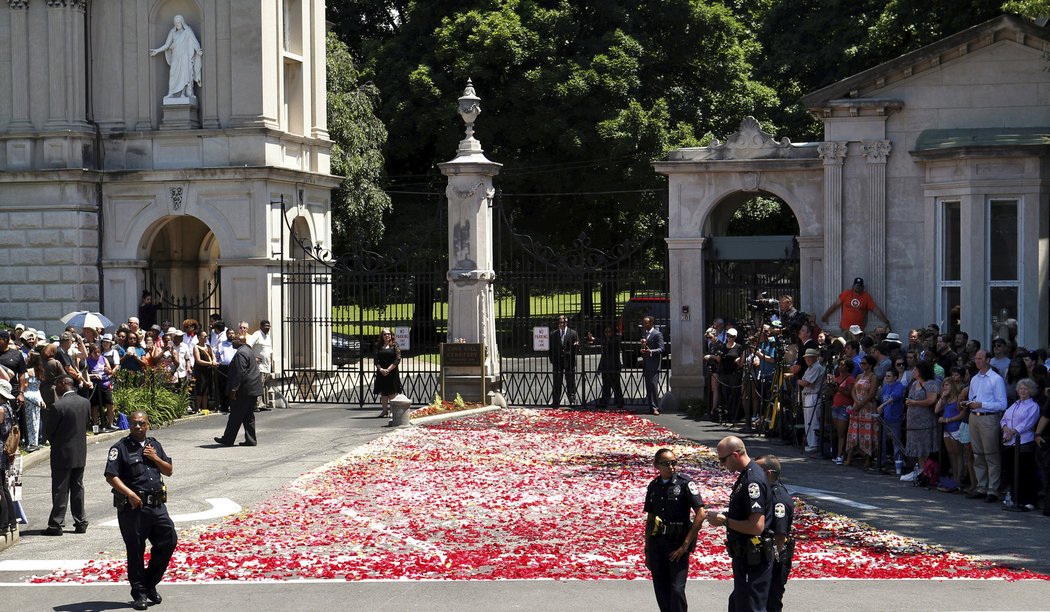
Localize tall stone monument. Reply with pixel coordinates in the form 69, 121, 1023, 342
438, 80, 502, 397
150, 14, 203, 129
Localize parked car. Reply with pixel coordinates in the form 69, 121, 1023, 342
332, 331, 361, 366
618, 294, 671, 368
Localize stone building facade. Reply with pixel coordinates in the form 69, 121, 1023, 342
658, 15, 1050, 400
0, 1, 337, 370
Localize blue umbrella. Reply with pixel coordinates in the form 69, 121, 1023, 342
60, 310, 115, 330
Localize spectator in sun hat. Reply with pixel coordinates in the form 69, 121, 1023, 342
821, 277, 890, 334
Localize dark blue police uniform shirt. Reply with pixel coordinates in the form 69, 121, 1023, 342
104, 435, 171, 493
645, 472, 704, 523
769, 483, 794, 537
726, 459, 772, 543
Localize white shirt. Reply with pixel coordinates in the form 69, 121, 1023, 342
968, 368, 1008, 413
248, 330, 272, 374
216, 340, 237, 366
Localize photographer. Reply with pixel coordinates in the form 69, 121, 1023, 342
720, 329, 744, 422
704, 326, 726, 416
743, 324, 779, 432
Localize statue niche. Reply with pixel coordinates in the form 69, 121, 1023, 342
151, 14, 204, 105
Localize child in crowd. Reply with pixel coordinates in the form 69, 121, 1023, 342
877, 367, 906, 474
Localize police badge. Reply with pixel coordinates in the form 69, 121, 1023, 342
748, 482, 760, 499
775, 502, 786, 518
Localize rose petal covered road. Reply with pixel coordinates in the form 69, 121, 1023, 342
33, 409, 1046, 583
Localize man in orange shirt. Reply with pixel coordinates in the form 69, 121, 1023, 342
820, 277, 889, 333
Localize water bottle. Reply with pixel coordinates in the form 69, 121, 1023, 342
894, 459, 903, 475
92, 423, 99, 435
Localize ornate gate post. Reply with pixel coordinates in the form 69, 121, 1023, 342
437, 80, 503, 392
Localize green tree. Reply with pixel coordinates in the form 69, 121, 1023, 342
337, 0, 777, 252
755, 0, 1005, 138
327, 32, 392, 249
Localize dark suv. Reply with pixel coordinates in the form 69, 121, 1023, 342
618, 294, 671, 368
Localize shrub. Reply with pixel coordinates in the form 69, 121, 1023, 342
113, 368, 190, 428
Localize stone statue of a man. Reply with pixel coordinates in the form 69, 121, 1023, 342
150, 15, 203, 104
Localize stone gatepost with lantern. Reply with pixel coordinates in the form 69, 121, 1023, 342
437, 80, 503, 403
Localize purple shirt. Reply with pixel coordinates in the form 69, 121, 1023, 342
1001, 398, 1040, 445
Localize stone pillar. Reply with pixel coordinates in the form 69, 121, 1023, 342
817, 141, 847, 315
7, 0, 33, 132
437, 80, 502, 382
45, 0, 69, 129
864, 139, 891, 325
666, 236, 706, 402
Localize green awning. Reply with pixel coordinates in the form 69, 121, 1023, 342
915, 127, 1050, 151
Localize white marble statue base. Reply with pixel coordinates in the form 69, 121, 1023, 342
161, 98, 200, 130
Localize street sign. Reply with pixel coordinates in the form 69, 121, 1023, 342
533, 326, 550, 351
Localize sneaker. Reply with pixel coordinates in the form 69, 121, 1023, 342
833, 456, 844, 465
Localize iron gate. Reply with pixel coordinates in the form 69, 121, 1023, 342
279, 200, 448, 406
494, 194, 670, 407
145, 266, 221, 331
704, 236, 800, 326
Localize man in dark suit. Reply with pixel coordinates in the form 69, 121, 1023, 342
214, 333, 263, 447
548, 315, 579, 408
42, 375, 90, 535
640, 316, 665, 415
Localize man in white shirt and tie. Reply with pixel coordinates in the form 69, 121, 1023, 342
963, 349, 1008, 503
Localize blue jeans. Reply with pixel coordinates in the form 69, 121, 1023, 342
881, 420, 903, 465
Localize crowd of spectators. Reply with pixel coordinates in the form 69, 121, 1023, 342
0, 302, 273, 456
704, 298, 1050, 515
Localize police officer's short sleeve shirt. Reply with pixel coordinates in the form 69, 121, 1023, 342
726, 460, 772, 542
770, 483, 794, 536
105, 436, 171, 492
644, 473, 704, 522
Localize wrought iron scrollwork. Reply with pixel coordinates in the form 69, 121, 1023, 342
494, 194, 648, 270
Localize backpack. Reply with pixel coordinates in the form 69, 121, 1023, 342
915, 458, 939, 488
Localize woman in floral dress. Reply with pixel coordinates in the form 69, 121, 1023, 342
845, 355, 879, 469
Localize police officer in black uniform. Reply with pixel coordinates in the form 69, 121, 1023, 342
757, 455, 795, 612
104, 411, 177, 611
644, 448, 705, 612
706, 436, 774, 612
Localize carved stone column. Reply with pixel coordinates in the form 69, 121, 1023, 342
7, 0, 33, 132
45, 0, 70, 129
437, 80, 503, 391
864, 140, 891, 323
818, 141, 847, 316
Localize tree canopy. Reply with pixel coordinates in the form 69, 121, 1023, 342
326, 1, 1029, 248
326, 33, 392, 250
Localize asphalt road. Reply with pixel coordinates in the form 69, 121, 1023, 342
1, 405, 1048, 611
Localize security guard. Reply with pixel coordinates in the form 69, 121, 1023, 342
757, 455, 795, 612
706, 436, 774, 612
104, 411, 177, 611
644, 448, 705, 612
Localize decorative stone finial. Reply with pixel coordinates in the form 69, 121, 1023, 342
456, 79, 484, 156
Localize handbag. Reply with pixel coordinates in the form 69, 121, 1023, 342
3, 423, 19, 462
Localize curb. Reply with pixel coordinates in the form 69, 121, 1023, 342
409, 404, 503, 426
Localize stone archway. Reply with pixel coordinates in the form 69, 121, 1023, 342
703, 191, 801, 325
654, 116, 825, 402
143, 215, 220, 326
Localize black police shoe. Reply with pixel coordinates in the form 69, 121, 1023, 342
146, 588, 162, 605
133, 596, 149, 610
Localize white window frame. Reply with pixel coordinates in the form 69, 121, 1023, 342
936, 199, 961, 330
986, 197, 1023, 341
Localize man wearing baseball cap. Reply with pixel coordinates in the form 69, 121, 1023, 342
820, 277, 890, 334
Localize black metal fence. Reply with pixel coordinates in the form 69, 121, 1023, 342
493, 194, 670, 407
146, 268, 222, 331
279, 200, 448, 406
